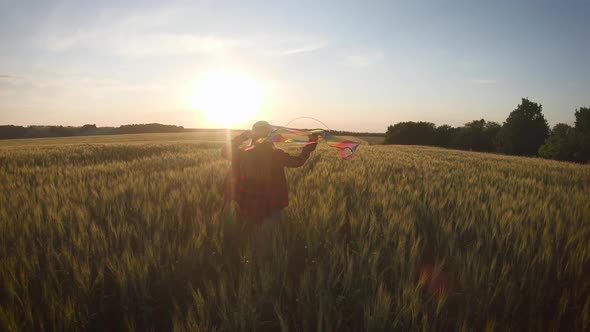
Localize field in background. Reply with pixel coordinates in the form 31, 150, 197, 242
0, 130, 372, 148
361, 136, 386, 145
1, 134, 589, 331
0, 130, 235, 147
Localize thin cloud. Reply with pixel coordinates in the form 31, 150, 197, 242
280, 43, 326, 55
37, 6, 325, 59
37, 7, 239, 57
47, 76, 164, 93
0, 73, 163, 95
41, 30, 91, 52
115, 34, 238, 57
344, 52, 384, 67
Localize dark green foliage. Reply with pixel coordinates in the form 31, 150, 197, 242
539, 124, 578, 161
384, 98, 589, 163
575, 107, 590, 133
434, 125, 458, 148
0, 123, 184, 139
552, 123, 574, 137
0, 125, 27, 139
113, 123, 184, 134
384, 120, 501, 153
0, 124, 107, 139
384, 122, 437, 145
574, 107, 590, 162
496, 98, 549, 156
450, 119, 501, 152
539, 109, 590, 163
329, 130, 385, 137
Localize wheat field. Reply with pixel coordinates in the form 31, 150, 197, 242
1, 132, 589, 331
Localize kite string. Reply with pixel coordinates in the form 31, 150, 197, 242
283, 117, 333, 132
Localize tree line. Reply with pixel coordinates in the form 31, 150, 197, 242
384, 98, 590, 163
0, 123, 185, 139
0, 123, 387, 140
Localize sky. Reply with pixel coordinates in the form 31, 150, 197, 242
1, 0, 589, 131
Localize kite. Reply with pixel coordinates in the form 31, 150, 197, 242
246, 125, 361, 160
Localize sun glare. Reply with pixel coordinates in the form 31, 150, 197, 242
191, 70, 263, 128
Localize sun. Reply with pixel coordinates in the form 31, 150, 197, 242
190, 70, 263, 128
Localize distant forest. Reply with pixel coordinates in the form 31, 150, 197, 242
384, 98, 590, 163
328, 130, 385, 137
0, 123, 385, 140
3, 100, 587, 164
0, 123, 187, 140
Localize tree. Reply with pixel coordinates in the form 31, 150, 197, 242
574, 107, 590, 133
497, 98, 549, 155
81, 124, 97, 131
552, 123, 573, 137
538, 123, 577, 161
485, 121, 502, 151
450, 120, 500, 152
384, 122, 437, 145
0, 125, 27, 139
574, 107, 590, 162
114, 123, 185, 134
434, 125, 457, 148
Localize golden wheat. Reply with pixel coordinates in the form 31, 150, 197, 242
1, 133, 589, 331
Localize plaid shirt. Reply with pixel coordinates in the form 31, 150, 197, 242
222, 139, 316, 222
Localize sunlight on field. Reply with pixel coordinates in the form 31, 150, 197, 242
0, 135, 589, 331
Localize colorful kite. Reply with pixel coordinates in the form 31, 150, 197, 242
248, 125, 361, 160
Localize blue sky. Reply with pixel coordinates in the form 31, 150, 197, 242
1, 0, 589, 131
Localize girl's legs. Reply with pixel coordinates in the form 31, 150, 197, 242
255, 210, 283, 257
